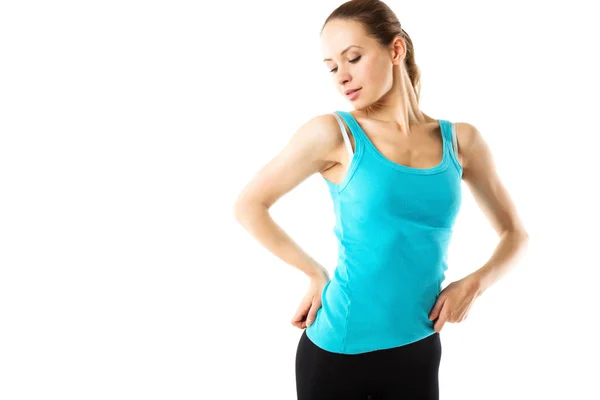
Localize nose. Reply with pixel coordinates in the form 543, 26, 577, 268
335, 66, 352, 87
337, 75, 351, 89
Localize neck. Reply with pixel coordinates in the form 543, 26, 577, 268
356, 64, 430, 136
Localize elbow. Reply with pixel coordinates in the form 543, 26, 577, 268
521, 229, 530, 247
516, 225, 529, 242
509, 227, 529, 246
233, 197, 267, 223
499, 227, 529, 249
233, 198, 248, 222
517, 229, 530, 257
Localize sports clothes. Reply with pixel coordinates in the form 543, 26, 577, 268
304, 111, 463, 355
296, 328, 441, 400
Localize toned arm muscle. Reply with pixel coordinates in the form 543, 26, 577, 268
455, 122, 529, 293
233, 114, 342, 278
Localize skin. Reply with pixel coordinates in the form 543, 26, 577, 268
234, 19, 529, 332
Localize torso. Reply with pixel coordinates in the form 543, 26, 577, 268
307, 110, 465, 354
321, 111, 465, 184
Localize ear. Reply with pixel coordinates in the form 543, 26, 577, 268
390, 35, 406, 65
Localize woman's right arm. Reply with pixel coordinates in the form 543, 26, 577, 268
233, 114, 342, 280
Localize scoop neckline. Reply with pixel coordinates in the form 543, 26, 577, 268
343, 111, 449, 175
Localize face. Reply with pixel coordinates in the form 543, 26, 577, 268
321, 19, 397, 108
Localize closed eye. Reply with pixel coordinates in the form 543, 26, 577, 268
329, 56, 361, 73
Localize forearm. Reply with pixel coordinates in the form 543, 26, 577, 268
234, 202, 327, 279
471, 229, 529, 294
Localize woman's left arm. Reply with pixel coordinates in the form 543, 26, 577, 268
429, 122, 529, 331
458, 122, 530, 293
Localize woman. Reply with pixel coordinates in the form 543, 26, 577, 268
234, 1, 529, 399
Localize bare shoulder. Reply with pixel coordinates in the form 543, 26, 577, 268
453, 121, 499, 180
451, 121, 527, 236
296, 113, 346, 167
453, 121, 481, 169
233, 113, 346, 210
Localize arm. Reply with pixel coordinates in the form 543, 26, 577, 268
457, 122, 530, 294
233, 114, 342, 280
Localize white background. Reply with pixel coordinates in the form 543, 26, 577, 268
1, 0, 599, 399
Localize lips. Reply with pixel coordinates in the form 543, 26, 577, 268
345, 88, 361, 96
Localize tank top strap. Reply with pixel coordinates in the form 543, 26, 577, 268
334, 110, 368, 146
332, 112, 354, 158
439, 119, 459, 160
334, 112, 458, 161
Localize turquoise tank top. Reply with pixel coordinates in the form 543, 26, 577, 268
305, 110, 463, 354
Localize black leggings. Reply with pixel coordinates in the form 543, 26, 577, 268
295, 329, 441, 400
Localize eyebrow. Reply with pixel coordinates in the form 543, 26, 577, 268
323, 45, 363, 62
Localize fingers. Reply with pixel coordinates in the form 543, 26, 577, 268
291, 298, 323, 329
306, 300, 318, 327
291, 318, 307, 329
291, 286, 325, 330
433, 310, 447, 333
292, 319, 307, 329
291, 297, 312, 329
290, 312, 307, 329
429, 295, 446, 321
431, 298, 449, 333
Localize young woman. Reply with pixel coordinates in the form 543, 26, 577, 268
234, 1, 529, 399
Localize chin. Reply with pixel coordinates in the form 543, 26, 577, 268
347, 97, 364, 106
351, 100, 370, 110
